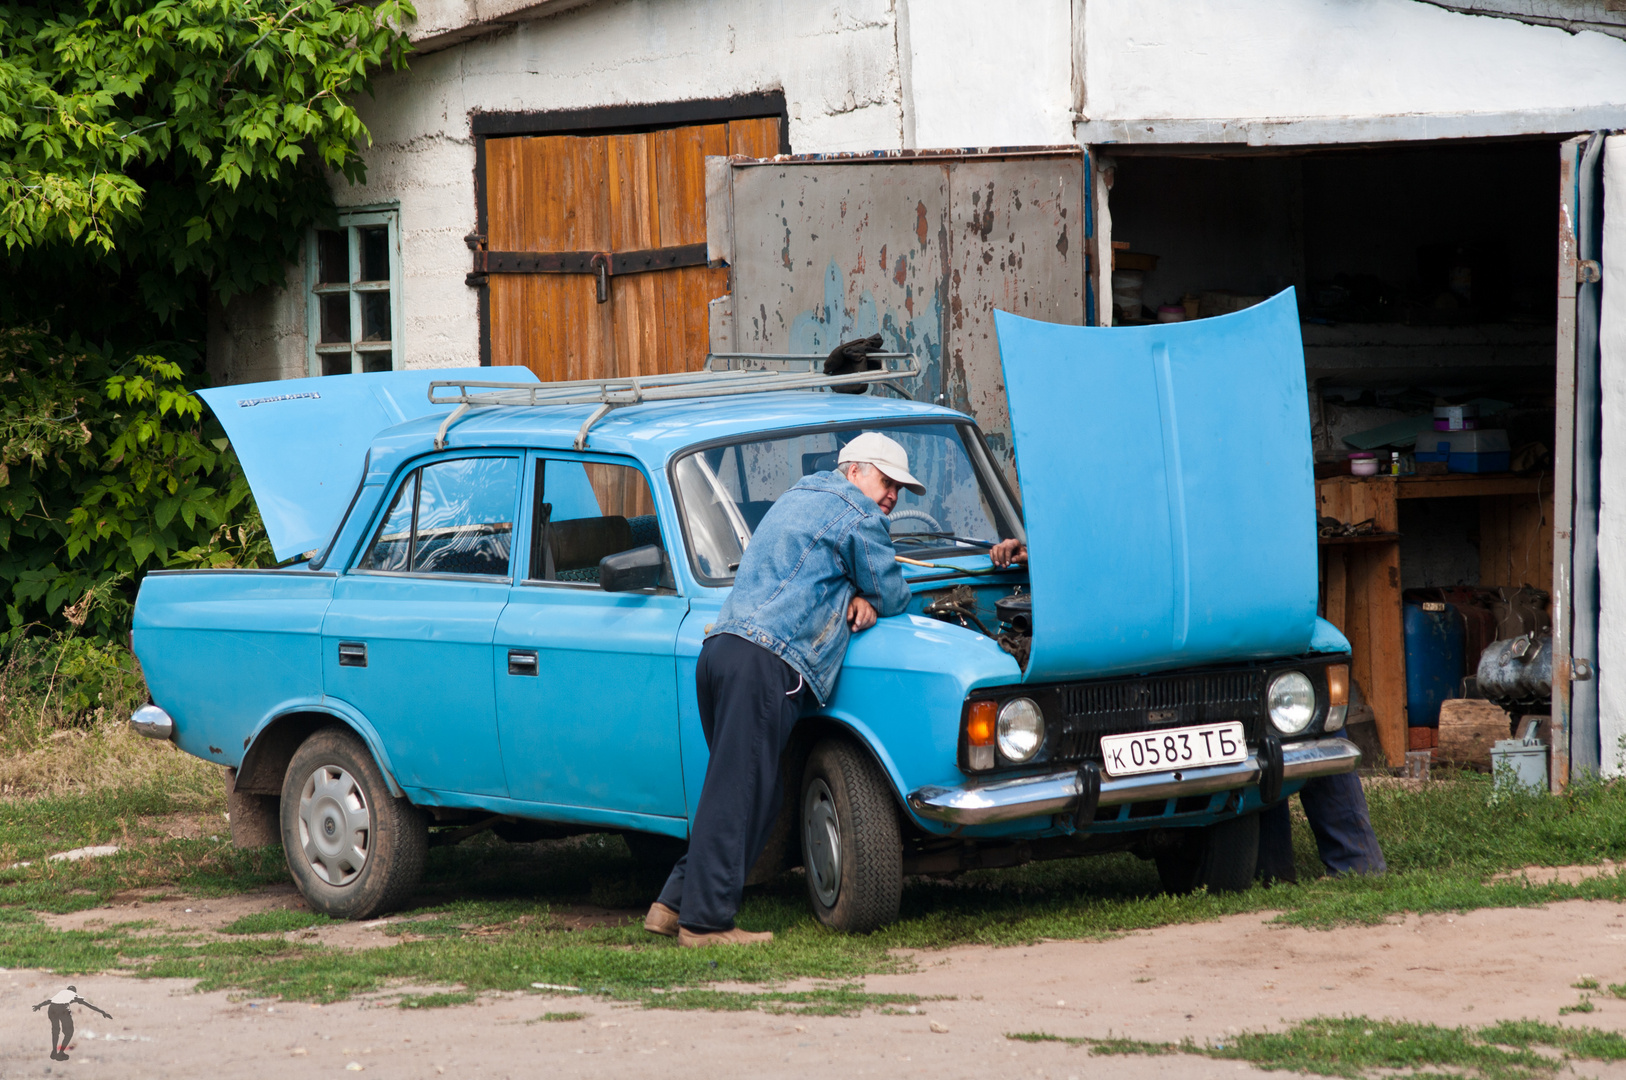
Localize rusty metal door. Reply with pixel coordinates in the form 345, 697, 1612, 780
712, 149, 1091, 482
1553, 132, 1607, 787
479, 119, 781, 381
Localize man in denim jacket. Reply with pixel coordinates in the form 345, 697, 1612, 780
646, 432, 918, 946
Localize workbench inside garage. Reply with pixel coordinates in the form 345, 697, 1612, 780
1316, 473, 1554, 766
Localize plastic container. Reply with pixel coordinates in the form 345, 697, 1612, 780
1405, 602, 1464, 728
1413, 428, 1510, 473
1350, 452, 1379, 477
1433, 404, 1478, 431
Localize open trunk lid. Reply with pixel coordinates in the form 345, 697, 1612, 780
198, 368, 537, 562
994, 289, 1318, 682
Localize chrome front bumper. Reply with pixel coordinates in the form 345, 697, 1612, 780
907, 736, 1361, 826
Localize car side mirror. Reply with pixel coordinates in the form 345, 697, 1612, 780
599, 544, 664, 592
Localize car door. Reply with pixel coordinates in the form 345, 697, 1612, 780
322, 453, 522, 799
494, 453, 689, 824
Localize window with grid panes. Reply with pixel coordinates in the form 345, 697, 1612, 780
306, 210, 402, 376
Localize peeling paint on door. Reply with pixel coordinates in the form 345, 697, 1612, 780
718, 149, 1089, 483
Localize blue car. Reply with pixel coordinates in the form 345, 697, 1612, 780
131, 291, 1358, 931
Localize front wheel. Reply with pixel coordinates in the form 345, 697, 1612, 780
800, 740, 903, 933
280, 727, 427, 919
1154, 811, 1260, 895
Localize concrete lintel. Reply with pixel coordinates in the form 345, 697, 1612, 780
407, 0, 598, 55
1077, 106, 1626, 148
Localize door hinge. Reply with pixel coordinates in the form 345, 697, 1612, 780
1579, 260, 1602, 285
473, 243, 710, 303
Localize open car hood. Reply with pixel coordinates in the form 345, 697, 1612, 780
995, 290, 1319, 682
197, 368, 537, 562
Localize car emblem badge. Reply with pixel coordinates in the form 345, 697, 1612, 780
1146, 709, 1179, 725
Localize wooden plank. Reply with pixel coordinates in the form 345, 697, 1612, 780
727, 117, 782, 159
1551, 136, 1583, 790
1324, 547, 1348, 632
1366, 539, 1407, 767
1395, 475, 1546, 499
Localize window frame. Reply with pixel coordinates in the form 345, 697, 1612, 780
518, 451, 679, 595
306, 206, 404, 377
348, 451, 525, 583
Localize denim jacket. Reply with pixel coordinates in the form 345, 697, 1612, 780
710, 471, 912, 703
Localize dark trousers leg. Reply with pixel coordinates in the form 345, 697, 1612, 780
1256, 772, 1387, 880
657, 634, 803, 932
50, 1013, 62, 1053
1256, 799, 1298, 883
1299, 770, 1387, 875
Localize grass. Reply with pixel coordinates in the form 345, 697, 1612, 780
220, 910, 335, 935
1009, 1016, 1626, 1079
532, 1011, 587, 1023
11, 637, 1626, 1019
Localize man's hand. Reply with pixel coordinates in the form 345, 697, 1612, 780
848, 595, 878, 632
990, 539, 1028, 568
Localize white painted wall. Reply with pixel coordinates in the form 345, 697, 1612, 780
325, 0, 909, 374
901, 0, 1073, 148
1597, 135, 1626, 774
1077, 0, 1626, 145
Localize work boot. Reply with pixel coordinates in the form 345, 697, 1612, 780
678, 926, 773, 947
643, 902, 679, 937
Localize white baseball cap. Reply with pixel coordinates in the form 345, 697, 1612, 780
837, 432, 926, 496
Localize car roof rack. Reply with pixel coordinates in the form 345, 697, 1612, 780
428, 352, 918, 450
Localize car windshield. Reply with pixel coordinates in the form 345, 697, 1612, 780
672, 421, 1023, 583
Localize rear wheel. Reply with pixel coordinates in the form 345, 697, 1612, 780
1154, 812, 1260, 895
800, 739, 903, 933
280, 728, 427, 919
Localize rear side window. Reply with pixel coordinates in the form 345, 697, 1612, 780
530, 459, 669, 587
357, 457, 520, 576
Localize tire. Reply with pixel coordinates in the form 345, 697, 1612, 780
1154, 811, 1260, 896
800, 739, 903, 933
280, 727, 427, 920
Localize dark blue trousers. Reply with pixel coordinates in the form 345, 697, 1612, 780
1257, 770, 1386, 882
657, 634, 804, 932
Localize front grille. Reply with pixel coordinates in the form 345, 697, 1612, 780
1049, 669, 1266, 762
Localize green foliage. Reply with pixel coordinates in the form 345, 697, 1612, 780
0, 326, 273, 637
0, 0, 414, 321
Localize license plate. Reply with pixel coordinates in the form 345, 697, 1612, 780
1100, 722, 1248, 777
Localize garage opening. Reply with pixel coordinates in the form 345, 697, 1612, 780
1102, 140, 1562, 769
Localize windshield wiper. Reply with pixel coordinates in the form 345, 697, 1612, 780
891, 532, 997, 549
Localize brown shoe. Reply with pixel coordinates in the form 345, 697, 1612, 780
678, 926, 773, 947
643, 902, 680, 937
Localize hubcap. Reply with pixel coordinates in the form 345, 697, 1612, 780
298, 764, 371, 886
802, 778, 842, 908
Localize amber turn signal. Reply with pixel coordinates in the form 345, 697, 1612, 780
1326, 664, 1349, 707
966, 701, 997, 746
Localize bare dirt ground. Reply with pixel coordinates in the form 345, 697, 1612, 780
8, 892, 1626, 1079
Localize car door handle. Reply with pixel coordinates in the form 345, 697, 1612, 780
508, 649, 539, 676
338, 641, 368, 668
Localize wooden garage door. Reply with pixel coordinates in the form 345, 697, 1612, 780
484, 119, 781, 381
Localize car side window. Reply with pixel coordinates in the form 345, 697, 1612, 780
530, 459, 669, 587
358, 457, 519, 576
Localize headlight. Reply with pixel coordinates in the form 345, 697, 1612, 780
997, 698, 1045, 762
1266, 671, 1316, 735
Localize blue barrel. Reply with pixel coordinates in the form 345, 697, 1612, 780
1404, 603, 1464, 727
